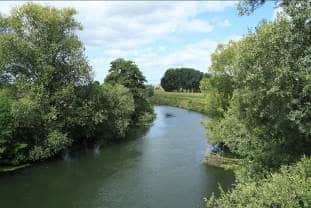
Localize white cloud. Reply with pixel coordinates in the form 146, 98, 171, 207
181, 19, 214, 33
129, 36, 242, 84
219, 19, 231, 27
0, 1, 239, 84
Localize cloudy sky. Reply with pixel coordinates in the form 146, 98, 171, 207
0, 1, 275, 84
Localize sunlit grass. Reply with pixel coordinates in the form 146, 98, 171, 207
149, 90, 208, 114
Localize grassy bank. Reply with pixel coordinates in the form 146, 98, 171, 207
149, 90, 208, 114
203, 153, 240, 171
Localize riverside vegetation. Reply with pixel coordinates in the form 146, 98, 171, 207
0, 3, 154, 170
153, 1, 311, 207
0, 1, 310, 208
149, 90, 208, 114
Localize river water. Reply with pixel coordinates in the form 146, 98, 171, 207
0, 106, 234, 208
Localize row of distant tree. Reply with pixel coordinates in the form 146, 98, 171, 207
160, 68, 208, 92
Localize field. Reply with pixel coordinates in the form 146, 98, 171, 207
149, 90, 208, 114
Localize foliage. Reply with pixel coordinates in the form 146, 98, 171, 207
200, 42, 237, 118
205, 1, 311, 206
205, 0, 311, 175
161, 68, 204, 92
206, 157, 311, 208
29, 130, 71, 161
0, 3, 92, 88
237, 0, 288, 16
101, 83, 135, 139
105, 58, 154, 123
0, 90, 15, 164
144, 85, 155, 97
0, 3, 152, 167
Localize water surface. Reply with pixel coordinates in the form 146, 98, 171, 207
0, 106, 234, 208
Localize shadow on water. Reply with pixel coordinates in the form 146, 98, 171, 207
0, 105, 234, 208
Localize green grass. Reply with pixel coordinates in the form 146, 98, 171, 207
149, 90, 209, 114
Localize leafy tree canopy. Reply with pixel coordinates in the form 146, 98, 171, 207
0, 4, 152, 166
205, 0, 311, 178
206, 157, 311, 208
105, 58, 154, 123
161, 68, 204, 92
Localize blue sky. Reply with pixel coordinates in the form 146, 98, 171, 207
0, 1, 276, 84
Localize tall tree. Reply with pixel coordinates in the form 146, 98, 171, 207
207, 0, 311, 177
0, 3, 92, 164
0, 3, 92, 89
105, 58, 153, 123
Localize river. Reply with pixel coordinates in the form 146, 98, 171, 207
0, 106, 234, 208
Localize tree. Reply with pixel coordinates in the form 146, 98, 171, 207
0, 3, 92, 89
0, 4, 153, 166
206, 157, 311, 208
101, 83, 135, 138
206, 0, 311, 175
105, 58, 154, 123
237, 0, 288, 16
206, 1, 311, 206
0, 3, 92, 164
200, 42, 237, 118
161, 68, 204, 92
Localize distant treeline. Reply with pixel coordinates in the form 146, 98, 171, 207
160, 68, 208, 92
0, 4, 154, 166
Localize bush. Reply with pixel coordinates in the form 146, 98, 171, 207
29, 130, 71, 161
102, 83, 135, 139
206, 157, 311, 208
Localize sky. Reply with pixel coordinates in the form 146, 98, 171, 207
0, 1, 276, 84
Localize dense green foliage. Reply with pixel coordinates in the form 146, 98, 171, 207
199, 42, 236, 118
205, 0, 311, 176
203, 1, 311, 206
0, 3, 152, 166
104, 58, 154, 123
206, 157, 311, 208
160, 68, 204, 92
149, 90, 208, 114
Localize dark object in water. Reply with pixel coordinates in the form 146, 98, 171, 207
165, 113, 175, 117
210, 144, 220, 153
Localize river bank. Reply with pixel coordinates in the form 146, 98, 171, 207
150, 91, 240, 170
149, 90, 209, 114
203, 153, 240, 170
0, 106, 234, 208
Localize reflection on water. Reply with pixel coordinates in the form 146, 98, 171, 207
0, 106, 234, 208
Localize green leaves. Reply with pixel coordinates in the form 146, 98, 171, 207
29, 130, 71, 161
105, 58, 146, 89
102, 83, 135, 138
206, 157, 311, 208
105, 58, 154, 123
161, 68, 204, 92
205, 0, 311, 174
0, 4, 153, 166
206, 1, 311, 207
200, 42, 236, 119
0, 2, 91, 89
